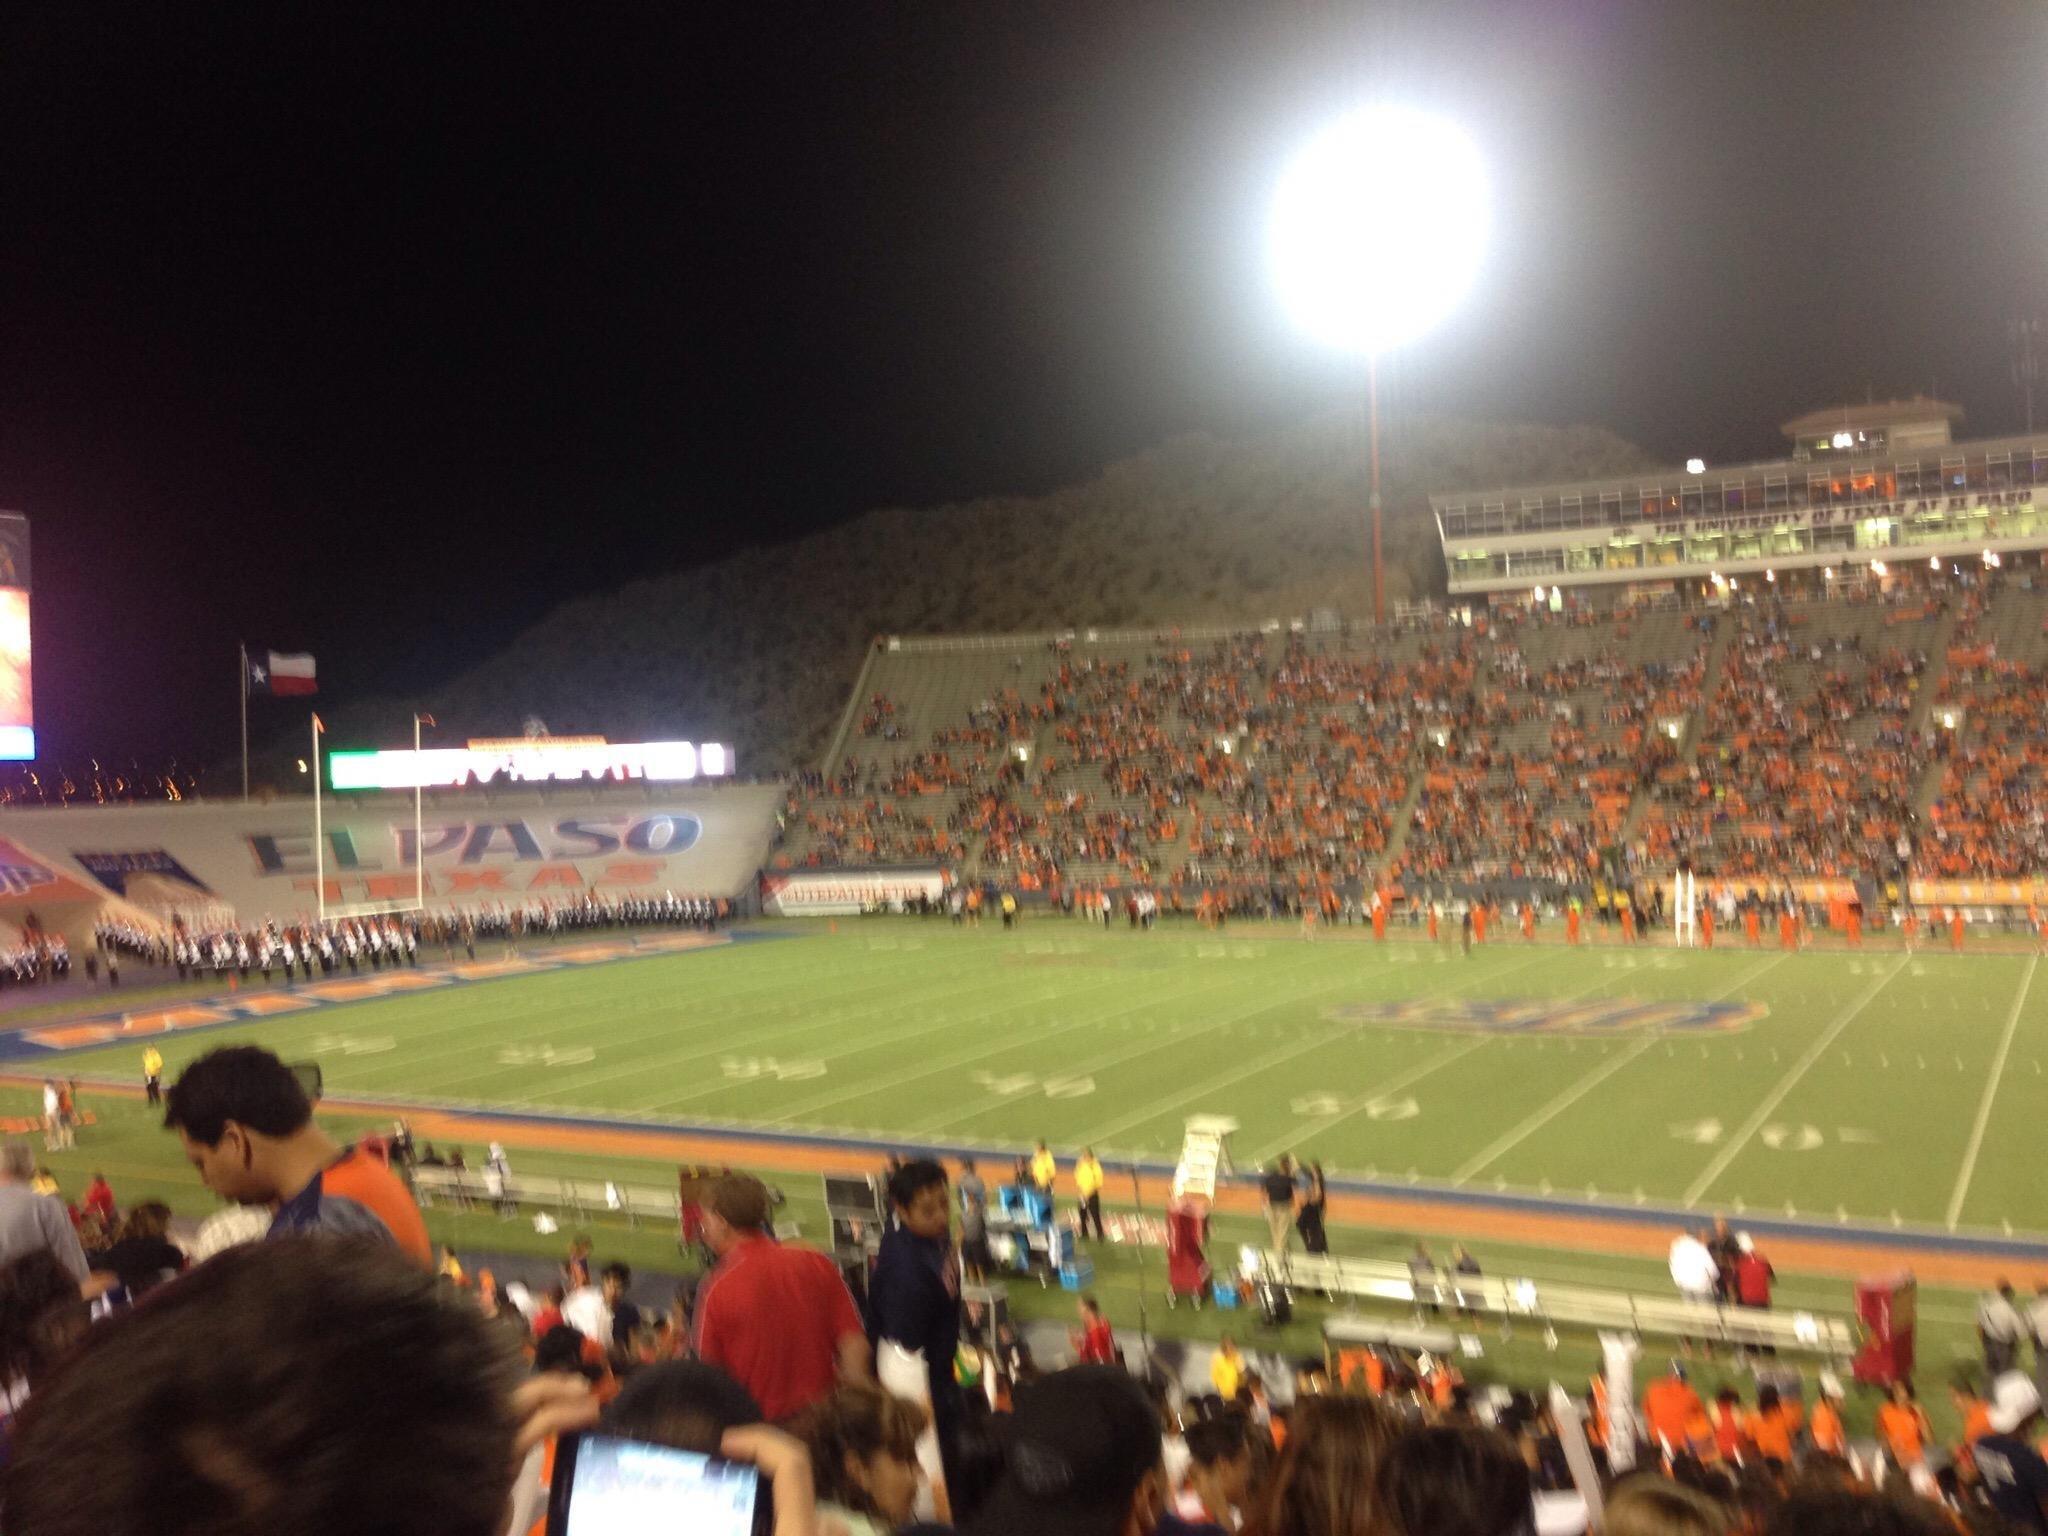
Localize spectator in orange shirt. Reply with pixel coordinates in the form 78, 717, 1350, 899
1643, 1363, 1705, 1461
1877, 1380, 1932, 1469
164, 1045, 430, 1265
1954, 1376, 1995, 1446
1746, 1383, 1797, 1464
1809, 1380, 1848, 1457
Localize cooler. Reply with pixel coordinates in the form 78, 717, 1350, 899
1852, 1271, 1915, 1386
1166, 1195, 1211, 1306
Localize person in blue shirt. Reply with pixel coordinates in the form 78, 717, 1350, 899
867, 1158, 964, 1491
1975, 1373, 2048, 1536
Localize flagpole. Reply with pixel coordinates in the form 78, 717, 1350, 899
312, 712, 326, 924
240, 644, 250, 804
413, 712, 427, 912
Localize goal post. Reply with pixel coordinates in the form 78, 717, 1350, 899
1672, 865, 1698, 947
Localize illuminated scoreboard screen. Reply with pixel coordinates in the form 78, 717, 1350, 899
0, 514, 31, 761
328, 736, 733, 790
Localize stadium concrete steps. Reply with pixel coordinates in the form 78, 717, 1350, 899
1902, 606, 1960, 740
1615, 610, 1731, 848
1903, 607, 1963, 819
1381, 762, 1431, 869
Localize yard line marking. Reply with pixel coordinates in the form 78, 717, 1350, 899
481, 955, 1043, 1105
1682, 954, 1907, 1205
1944, 953, 2038, 1230
1450, 952, 1790, 1184
639, 968, 1139, 1116
336, 939, 974, 1087
910, 969, 1369, 1133
1237, 949, 1573, 1162
1077, 949, 1560, 1149
1242, 1036, 1494, 1164
747, 956, 1290, 1123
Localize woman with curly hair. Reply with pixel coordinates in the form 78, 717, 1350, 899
792, 1382, 930, 1535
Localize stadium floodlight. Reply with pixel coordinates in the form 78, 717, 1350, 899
1686, 457, 1705, 475
1270, 104, 1486, 622
1270, 106, 1488, 354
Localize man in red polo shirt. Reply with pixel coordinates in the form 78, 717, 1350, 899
692, 1172, 873, 1420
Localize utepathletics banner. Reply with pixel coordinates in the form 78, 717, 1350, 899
761, 868, 945, 917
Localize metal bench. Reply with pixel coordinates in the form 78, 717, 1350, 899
408, 1166, 798, 1240
410, 1167, 680, 1229
1267, 1251, 1857, 1362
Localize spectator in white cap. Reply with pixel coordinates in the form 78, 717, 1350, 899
1971, 1372, 2048, 1534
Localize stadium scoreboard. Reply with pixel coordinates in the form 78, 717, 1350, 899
0, 513, 30, 760
327, 736, 733, 790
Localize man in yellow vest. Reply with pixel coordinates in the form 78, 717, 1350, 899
1030, 1140, 1057, 1192
142, 1045, 165, 1108
1074, 1147, 1105, 1241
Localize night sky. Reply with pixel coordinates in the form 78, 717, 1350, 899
3, 2, 2042, 763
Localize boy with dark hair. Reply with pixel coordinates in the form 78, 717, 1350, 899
1172, 1411, 1253, 1534
1, 1237, 597, 1536
871, 1158, 964, 1492
965, 1365, 1169, 1536
162, 1045, 429, 1264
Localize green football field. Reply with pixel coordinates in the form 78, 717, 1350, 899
21, 920, 2048, 1235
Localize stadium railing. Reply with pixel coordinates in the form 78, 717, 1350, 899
408, 1165, 802, 1241
411, 1166, 677, 1226
1269, 1251, 1858, 1362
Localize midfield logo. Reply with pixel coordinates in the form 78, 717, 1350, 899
1322, 997, 1766, 1036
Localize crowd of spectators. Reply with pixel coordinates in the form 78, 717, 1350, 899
1647, 609, 1931, 880
782, 575, 2048, 901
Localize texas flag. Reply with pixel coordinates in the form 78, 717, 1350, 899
248, 650, 317, 696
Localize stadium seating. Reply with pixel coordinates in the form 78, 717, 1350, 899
786, 577, 2048, 896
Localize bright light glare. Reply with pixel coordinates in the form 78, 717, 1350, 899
1270, 106, 1487, 354
1686, 457, 1705, 475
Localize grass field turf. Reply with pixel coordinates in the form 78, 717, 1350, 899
22, 921, 2047, 1234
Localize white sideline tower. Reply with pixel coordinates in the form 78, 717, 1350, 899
1173, 1116, 1239, 1201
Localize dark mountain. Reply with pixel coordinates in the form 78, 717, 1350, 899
268, 411, 1648, 781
